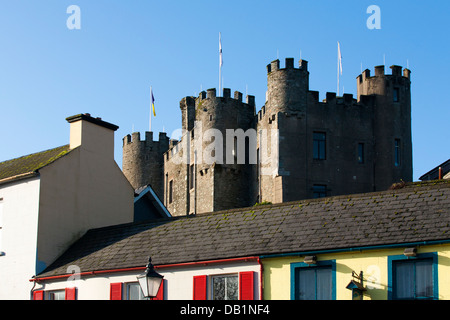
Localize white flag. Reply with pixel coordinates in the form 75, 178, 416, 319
338, 41, 343, 75
219, 32, 223, 67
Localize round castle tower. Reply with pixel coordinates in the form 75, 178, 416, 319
122, 131, 169, 198
265, 57, 309, 115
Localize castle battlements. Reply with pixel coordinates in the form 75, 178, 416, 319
122, 55, 413, 216
266, 58, 309, 73
357, 65, 411, 82
122, 131, 169, 148
195, 88, 255, 108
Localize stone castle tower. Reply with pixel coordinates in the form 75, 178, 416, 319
122, 57, 413, 216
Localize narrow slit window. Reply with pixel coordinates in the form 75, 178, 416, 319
169, 180, 173, 204
394, 139, 401, 167
313, 132, 326, 160
358, 143, 364, 164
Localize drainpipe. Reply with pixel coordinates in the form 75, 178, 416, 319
257, 257, 264, 300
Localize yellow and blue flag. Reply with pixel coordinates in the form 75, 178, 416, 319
151, 87, 156, 116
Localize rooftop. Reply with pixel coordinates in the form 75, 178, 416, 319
37, 179, 450, 278
0, 145, 72, 184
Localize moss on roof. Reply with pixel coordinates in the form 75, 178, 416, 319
37, 179, 450, 278
0, 145, 71, 182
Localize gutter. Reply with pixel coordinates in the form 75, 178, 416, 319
259, 239, 450, 260
0, 172, 38, 186
31, 256, 261, 281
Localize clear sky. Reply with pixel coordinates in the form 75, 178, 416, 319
0, 0, 448, 181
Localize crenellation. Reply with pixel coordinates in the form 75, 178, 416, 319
207, 88, 216, 99
390, 65, 402, 77
285, 57, 294, 69
271, 59, 280, 72
299, 59, 308, 71
234, 91, 243, 102
375, 65, 385, 77
223, 88, 231, 98
246, 95, 255, 107
326, 92, 336, 102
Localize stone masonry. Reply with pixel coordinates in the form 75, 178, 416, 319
122, 57, 413, 216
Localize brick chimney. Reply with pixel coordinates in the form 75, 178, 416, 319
66, 113, 119, 158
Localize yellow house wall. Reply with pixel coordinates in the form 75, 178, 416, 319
263, 244, 450, 300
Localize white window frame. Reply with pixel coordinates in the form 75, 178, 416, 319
209, 273, 239, 300
47, 290, 65, 300
124, 282, 146, 300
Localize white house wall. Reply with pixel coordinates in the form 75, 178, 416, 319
0, 177, 41, 300
34, 261, 262, 300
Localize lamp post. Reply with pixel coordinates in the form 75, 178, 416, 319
137, 257, 164, 299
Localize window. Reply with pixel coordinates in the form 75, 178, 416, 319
125, 282, 146, 300
388, 253, 438, 300
394, 139, 401, 167
110, 282, 164, 300
47, 290, 65, 300
212, 275, 238, 300
189, 165, 194, 189
358, 143, 364, 164
313, 132, 326, 160
169, 180, 173, 204
393, 88, 400, 102
193, 272, 254, 300
36, 288, 77, 300
313, 185, 327, 199
291, 260, 336, 300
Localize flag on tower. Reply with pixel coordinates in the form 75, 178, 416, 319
338, 41, 343, 75
151, 86, 156, 117
219, 32, 223, 67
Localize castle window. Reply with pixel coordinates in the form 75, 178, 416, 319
313, 132, 326, 160
169, 180, 173, 204
313, 185, 327, 198
393, 88, 400, 102
394, 139, 401, 167
358, 143, 365, 164
189, 165, 194, 189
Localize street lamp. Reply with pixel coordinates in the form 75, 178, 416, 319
137, 257, 163, 299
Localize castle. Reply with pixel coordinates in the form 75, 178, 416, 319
122, 57, 413, 216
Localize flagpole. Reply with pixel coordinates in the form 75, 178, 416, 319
337, 41, 339, 97
219, 32, 222, 96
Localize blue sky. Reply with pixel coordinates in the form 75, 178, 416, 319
0, 0, 448, 181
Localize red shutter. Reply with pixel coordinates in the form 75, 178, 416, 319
151, 280, 164, 300
65, 287, 77, 300
193, 275, 207, 300
110, 283, 123, 300
239, 271, 254, 300
33, 290, 44, 300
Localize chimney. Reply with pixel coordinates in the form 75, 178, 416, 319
66, 113, 119, 158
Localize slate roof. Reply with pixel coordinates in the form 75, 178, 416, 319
0, 145, 71, 183
37, 180, 450, 278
